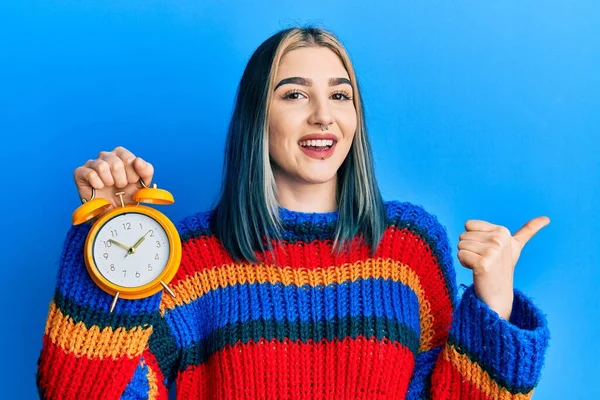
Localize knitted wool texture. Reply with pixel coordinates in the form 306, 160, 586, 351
37, 200, 550, 399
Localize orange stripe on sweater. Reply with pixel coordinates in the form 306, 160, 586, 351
44, 301, 152, 360
433, 343, 535, 399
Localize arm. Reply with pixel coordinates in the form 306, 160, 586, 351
405, 206, 550, 399
36, 223, 181, 400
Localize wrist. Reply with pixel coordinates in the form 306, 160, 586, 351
473, 285, 514, 321
487, 294, 514, 321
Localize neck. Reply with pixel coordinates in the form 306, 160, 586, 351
274, 170, 338, 213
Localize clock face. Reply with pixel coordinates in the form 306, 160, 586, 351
92, 212, 171, 288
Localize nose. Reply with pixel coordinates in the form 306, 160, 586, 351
308, 96, 334, 129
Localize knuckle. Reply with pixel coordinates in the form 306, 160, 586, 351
114, 146, 135, 159
113, 145, 128, 153
497, 226, 510, 236
96, 160, 110, 173
490, 236, 503, 247
110, 158, 125, 171
85, 169, 96, 180
74, 167, 86, 182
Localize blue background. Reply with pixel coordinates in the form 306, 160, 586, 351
1, 1, 598, 399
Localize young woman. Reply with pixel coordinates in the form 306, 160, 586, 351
37, 26, 550, 399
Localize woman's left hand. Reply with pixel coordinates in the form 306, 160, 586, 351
457, 216, 551, 320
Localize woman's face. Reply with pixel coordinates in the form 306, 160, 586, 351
268, 46, 357, 185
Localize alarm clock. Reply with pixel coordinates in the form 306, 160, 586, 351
71, 179, 181, 312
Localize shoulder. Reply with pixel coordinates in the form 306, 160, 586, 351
383, 199, 457, 303
384, 200, 451, 245
175, 209, 215, 243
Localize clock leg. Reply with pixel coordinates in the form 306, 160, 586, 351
110, 292, 120, 313
160, 281, 176, 298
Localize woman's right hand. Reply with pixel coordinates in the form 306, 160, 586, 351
74, 146, 154, 210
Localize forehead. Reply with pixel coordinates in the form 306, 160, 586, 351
275, 47, 349, 81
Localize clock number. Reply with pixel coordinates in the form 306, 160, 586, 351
148, 264, 153, 271
104, 241, 112, 248
149, 230, 155, 237
139, 223, 143, 230
122, 270, 127, 277
111, 230, 118, 237
156, 241, 161, 248
155, 253, 159, 260
103, 253, 108, 259
135, 271, 140, 278
110, 264, 115, 271
122, 222, 131, 231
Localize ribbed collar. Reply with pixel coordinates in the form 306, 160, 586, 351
275, 206, 339, 242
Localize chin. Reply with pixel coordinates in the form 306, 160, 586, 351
298, 170, 338, 184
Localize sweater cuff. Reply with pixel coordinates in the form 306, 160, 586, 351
447, 284, 550, 394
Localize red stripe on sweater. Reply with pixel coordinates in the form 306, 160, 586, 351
376, 227, 454, 347
37, 334, 140, 400
177, 336, 415, 399
142, 348, 169, 400
430, 351, 494, 400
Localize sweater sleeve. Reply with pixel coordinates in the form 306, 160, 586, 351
405, 207, 551, 399
36, 223, 181, 400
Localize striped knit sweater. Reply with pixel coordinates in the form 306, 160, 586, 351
37, 200, 550, 399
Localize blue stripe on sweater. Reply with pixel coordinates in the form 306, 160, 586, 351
406, 346, 442, 399
164, 277, 421, 349
120, 358, 150, 400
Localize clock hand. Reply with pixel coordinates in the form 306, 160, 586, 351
108, 239, 131, 252
125, 230, 152, 257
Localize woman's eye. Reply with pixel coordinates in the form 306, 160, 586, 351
282, 90, 305, 100
331, 91, 353, 101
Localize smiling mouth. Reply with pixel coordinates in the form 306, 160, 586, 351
298, 140, 337, 160
298, 139, 336, 149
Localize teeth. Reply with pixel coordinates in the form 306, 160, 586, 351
299, 139, 334, 147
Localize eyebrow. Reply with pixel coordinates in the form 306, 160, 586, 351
274, 76, 352, 91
